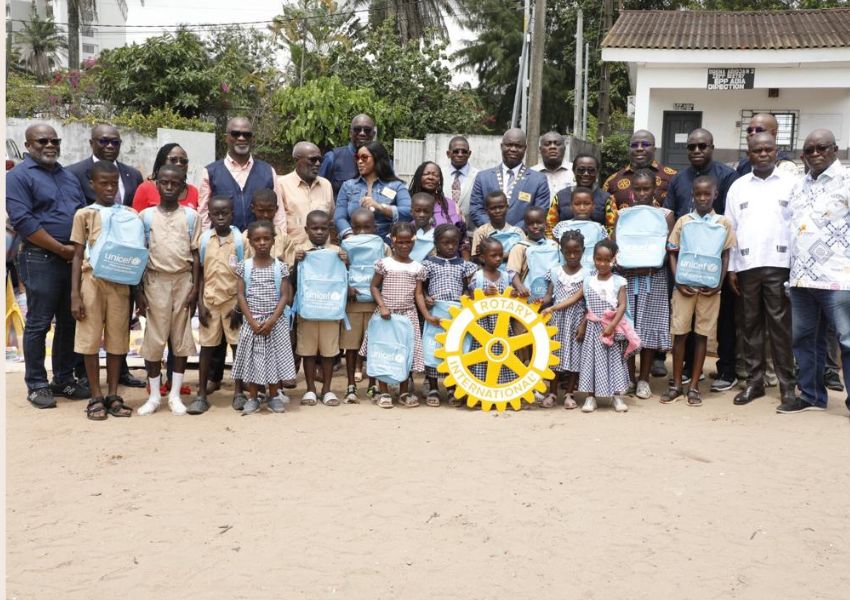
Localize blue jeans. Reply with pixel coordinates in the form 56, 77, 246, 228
790, 287, 850, 409
17, 245, 76, 391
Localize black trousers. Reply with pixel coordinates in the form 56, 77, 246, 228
738, 267, 795, 396
714, 279, 738, 377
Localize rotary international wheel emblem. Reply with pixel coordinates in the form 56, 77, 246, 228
434, 288, 560, 412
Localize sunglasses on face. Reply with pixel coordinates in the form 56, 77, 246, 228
803, 143, 835, 156
96, 137, 121, 147
630, 141, 652, 149
351, 126, 374, 134
32, 138, 61, 146
228, 130, 253, 140
167, 156, 189, 165
746, 126, 766, 134
450, 148, 470, 155
301, 156, 322, 164
356, 154, 372, 162
575, 166, 597, 174
686, 143, 711, 151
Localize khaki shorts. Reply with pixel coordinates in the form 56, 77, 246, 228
74, 272, 131, 355
200, 297, 239, 347
141, 270, 197, 361
340, 302, 377, 350
296, 316, 340, 357
670, 288, 721, 338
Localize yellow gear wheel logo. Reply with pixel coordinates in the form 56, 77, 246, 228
434, 288, 560, 412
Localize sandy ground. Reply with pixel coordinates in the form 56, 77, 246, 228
5, 360, 850, 600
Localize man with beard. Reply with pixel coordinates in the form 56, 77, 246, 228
320, 114, 377, 198
531, 131, 574, 198
280, 141, 334, 246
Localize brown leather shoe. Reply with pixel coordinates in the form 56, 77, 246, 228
733, 385, 765, 406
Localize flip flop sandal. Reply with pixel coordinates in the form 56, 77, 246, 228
687, 388, 703, 407
354, 370, 363, 383
660, 387, 683, 404
376, 393, 394, 409
399, 393, 420, 408
321, 392, 341, 407
86, 397, 108, 421
344, 385, 359, 404
563, 395, 578, 410
104, 395, 132, 417
301, 391, 318, 406
426, 390, 441, 407
541, 393, 557, 408
366, 385, 378, 399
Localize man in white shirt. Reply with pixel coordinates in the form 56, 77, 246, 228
531, 131, 574, 197
726, 133, 796, 406
443, 135, 478, 231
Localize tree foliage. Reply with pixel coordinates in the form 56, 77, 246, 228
352, 0, 464, 42
15, 6, 67, 82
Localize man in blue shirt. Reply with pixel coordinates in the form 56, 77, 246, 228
6, 123, 90, 408
319, 114, 376, 198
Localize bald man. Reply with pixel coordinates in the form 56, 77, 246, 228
735, 113, 797, 176
469, 128, 551, 228
319, 114, 377, 198
280, 141, 334, 245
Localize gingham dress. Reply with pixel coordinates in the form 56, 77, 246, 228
578, 274, 631, 397
546, 266, 586, 373
360, 257, 424, 373
420, 256, 478, 378
231, 261, 296, 386
467, 269, 516, 383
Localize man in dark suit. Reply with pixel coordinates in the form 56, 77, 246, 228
67, 124, 146, 388
469, 128, 550, 229
67, 124, 143, 206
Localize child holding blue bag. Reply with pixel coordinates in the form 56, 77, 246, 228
552, 187, 607, 271
417, 224, 478, 406
409, 192, 437, 263
232, 220, 297, 415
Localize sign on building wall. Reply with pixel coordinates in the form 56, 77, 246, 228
707, 68, 755, 90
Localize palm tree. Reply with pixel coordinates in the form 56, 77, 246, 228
67, 0, 97, 69
15, 6, 67, 81
351, 0, 464, 42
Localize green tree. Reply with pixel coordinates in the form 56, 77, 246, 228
67, 0, 96, 69
352, 0, 464, 42
15, 6, 67, 82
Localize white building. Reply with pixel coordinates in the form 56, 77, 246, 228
6, 0, 128, 69
601, 8, 850, 170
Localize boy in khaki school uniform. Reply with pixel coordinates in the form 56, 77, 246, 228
136, 164, 201, 417
70, 161, 134, 420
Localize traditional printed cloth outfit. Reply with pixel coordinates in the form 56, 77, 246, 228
468, 269, 516, 383
419, 255, 479, 379
360, 257, 425, 373
546, 266, 587, 373
231, 261, 296, 385
578, 274, 631, 397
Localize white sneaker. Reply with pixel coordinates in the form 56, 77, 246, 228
636, 380, 652, 399
168, 396, 187, 416
581, 396, 597, 413
137, 397, 160, 416
613, 396, 629, 412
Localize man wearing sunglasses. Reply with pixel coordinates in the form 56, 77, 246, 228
734, 113, 797, 177
7, 123, 90, 408
280, 141, 334, 245
780, 129, 850, 416
67, 124, 143, 207
443, 136, 478, 232
319, 114, 377, 199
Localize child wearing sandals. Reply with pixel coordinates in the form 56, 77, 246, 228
578, 239, 638, 413
368, 221, 425, 408
613, 169, 674, 400
416, 223, 478, 407
231, 220, 297, 415
540, 229, 587, 409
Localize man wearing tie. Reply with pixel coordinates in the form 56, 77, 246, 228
443, 135, 478, 232
469, 128, 550, 228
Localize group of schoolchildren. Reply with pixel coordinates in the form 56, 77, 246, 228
73, 159, 732, 420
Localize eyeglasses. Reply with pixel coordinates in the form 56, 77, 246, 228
629, 141, 652, 149
167, 156, 189, 165
575, 166, 597, 174
227, 130, 253, 140
803, 143, 835, 156
746, 126, 767, 135
686, 143, 711, 151
96, 137, 121, 147
450, 148, 470, 155
351, 126, 374, 134
32, 138, 61, 146
301, 156, 322, 164
355, 154, 372, 162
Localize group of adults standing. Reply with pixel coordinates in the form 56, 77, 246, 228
6, 111, 849, 417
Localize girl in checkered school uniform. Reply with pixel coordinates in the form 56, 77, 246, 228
614, 169, 674, 400
416, 223, 478, 407
365, 221, 425, 408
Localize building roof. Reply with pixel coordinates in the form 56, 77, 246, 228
602, 9, 850, 50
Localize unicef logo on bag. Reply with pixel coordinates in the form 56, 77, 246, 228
131, 257, 142, 266
373, 350, 405, 363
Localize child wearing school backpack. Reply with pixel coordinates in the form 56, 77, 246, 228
231, 220, 297, 415
613, 169, 675, 400
292, 210, 349, 407
507, 206, 561, 301
552, 187, 608, 272
662, 175, 735, 407
409, 192, 437, 263
187, 196, 246, 415
470, 191, 525, 264
70, 161, 139, 420
136, 164, 201, 416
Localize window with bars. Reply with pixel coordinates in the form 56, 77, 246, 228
739, 109, 798, 151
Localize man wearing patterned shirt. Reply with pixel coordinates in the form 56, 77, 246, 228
779, 129, 850, 416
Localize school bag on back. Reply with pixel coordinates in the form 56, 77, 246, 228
366, 314, 414, 384
341, 234, 385, 302
86, 204, 148, 285
615, 205, 668, 269
676, 213, 727, 289
141, 206, 198, 246
199, 226, 244, 266
489, 229, 523, 257
556, 220, 605, 271
523, 239, 563, 301
294, 248, 348, 321
410, 228, 435, 263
